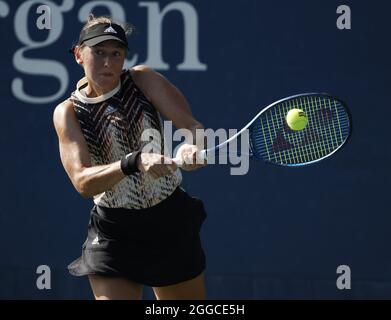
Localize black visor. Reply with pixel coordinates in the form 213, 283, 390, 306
77, 23, 128, 48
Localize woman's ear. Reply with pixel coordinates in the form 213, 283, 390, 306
74, 46, 83, 65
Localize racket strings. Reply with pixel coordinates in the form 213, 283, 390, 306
282, 97, 347, 163
251, 95, 350, 165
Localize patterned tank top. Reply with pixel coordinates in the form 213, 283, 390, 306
70, 69, 182, 209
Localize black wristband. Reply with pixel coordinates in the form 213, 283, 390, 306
120, 151, 142, 176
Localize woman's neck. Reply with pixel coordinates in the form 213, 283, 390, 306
85, 79, 120, 98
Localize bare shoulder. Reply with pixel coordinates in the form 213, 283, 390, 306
129, 65, 167, 101
53, 99, 73, 121
130, 65, 158, 84
130, 64, 156, 77
53, 99, 78, 136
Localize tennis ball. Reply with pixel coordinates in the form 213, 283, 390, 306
286, 108, 308, 131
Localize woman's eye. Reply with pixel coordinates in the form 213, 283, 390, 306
113, 51, 121, 57
95, 50, 103, 55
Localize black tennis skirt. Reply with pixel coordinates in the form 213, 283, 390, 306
68, 187, 207, 287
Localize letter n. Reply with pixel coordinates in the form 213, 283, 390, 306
139, 1, 207, 70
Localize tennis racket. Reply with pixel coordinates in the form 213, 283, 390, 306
173, 93, 352, 167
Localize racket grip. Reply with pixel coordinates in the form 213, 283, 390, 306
172, 150, 207, 168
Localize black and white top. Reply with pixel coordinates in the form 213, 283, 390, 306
70, 70, 182, 209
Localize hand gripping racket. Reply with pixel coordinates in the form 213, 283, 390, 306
173, 93, 352, 167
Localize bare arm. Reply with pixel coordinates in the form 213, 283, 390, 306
131, 65, 205, 148
131, 66, 207, 170
53, 100, 126, 198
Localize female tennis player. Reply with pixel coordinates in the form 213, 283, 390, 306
53, 15, 207, 300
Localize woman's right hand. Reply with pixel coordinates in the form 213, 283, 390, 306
137, 153, 178, 179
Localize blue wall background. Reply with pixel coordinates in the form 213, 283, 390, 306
0, 0, 390, 299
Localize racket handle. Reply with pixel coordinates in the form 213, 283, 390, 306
172, 150, 207, 168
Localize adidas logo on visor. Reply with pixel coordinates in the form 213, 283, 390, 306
104, 26, 117, 33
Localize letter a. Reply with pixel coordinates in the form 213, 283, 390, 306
36, 265, 51, 290
336, 265, 351, 290
36, 5, 51, 30
336, 5, 351, 30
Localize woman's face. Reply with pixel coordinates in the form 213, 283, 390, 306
76, 40, 126, 93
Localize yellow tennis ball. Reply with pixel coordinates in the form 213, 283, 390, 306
286, 108, 308, 131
